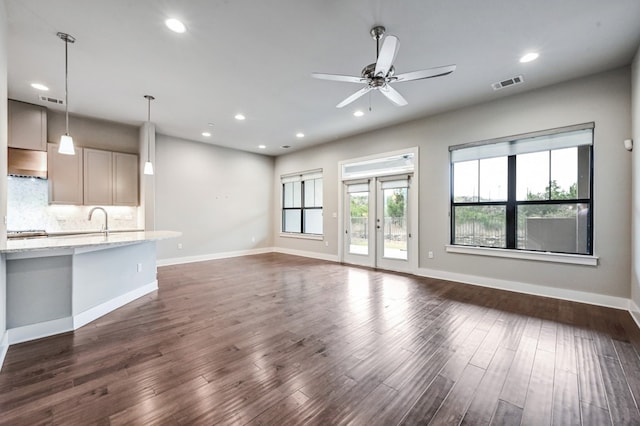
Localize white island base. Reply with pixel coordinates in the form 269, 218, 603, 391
3, 231, 179, 346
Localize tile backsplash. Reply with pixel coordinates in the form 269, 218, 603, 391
7, 176, 140, 232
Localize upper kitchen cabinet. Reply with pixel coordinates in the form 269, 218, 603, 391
83, 148, 114, 206
113, 152, 139, 206
8, 100, 47, 151
48, 143, 83, 205
84, 149, 139, 206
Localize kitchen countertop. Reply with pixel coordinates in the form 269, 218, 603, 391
1, 230, 181, 253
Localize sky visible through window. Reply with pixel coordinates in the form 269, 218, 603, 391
454, 147, 577, 201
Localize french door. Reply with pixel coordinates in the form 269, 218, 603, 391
343, 175, 413, 273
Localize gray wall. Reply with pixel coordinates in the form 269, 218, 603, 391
48, 110, 138, 154
632, 45, 640, 310
155, 134, 274, 260
1, 2, 8, 344
74, 242, 156, 313
275, 67, 632, 299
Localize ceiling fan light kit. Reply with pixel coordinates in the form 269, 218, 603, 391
312, 25, 456, 108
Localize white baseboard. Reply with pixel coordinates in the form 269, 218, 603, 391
272, 247, 339, 263
8, 317, 74, 345
416, 267, 630, 311
157, 247, 273, 266
630, 300, 640, 330
0, 331, 8, 372
73, 281, 158, 329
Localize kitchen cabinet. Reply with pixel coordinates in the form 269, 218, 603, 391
83, 148, 113, 205
113, 152, 139, 205
84, 149, 139, 206
8, 100, 47, 151
48, 143, 84, 205
48, 145, 138, 206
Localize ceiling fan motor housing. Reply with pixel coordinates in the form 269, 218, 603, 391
362, 63, 395, 87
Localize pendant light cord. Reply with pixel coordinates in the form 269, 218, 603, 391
64, 38, 69, 135
144, 95, 155, 163
57, 32, 75, 136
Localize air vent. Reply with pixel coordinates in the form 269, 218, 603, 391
39, 95, 65, 105
491, 75, 524, 91
281, 145, 291, 149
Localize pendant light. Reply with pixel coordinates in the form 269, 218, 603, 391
57, 32, 76, 155
143, 95, 155, 175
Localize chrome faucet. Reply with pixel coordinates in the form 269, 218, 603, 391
88, 207, 109, 235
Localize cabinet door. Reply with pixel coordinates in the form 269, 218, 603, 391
83, 148, 113, 205
48, 144, 83, 205
113, 152, 139, 206
8, 100, 47, 151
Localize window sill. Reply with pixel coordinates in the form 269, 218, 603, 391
445, 245, 598, 266
280, 232, 324, 241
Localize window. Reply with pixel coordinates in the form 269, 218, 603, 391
450, 124, 593, 255
282, 170, 323, 235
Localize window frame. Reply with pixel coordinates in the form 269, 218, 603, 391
449, 124, 594, 256
281, 170, 323, 236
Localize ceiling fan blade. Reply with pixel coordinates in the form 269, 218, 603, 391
394, 64, 456, 82
374, 35, 399, 77
311, 73, 364, 83
336, 86, 372, 108
380, 84, 408, 106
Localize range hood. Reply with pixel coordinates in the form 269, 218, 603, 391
8, 148, 48, 179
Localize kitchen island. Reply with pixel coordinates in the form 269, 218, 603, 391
1, 230, 180, 344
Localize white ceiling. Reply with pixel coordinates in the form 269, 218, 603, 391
5, 0, 640, 156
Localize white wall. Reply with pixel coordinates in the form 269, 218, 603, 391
0, 1, 9, 359
275, 67, 632, 300
631, 45, 640, 316
155, 134, 274, 261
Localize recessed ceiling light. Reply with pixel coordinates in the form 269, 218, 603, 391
165, 18, 186, 33
353, 110, 364, 117
520, 52, 539, 63
258, 145, 266, 149
31, 83, 49, 91
202, 132, 211, 137
235, 114, 246, 120
296, 133, 305, 138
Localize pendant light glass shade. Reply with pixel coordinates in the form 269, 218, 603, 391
59, 134, 75, 155
143, 95, 155, 176
57, 32, 76, 155
143, 160, 154, 175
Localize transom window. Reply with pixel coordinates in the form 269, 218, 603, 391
281, 170, 323, 235
450, 124, 593, 255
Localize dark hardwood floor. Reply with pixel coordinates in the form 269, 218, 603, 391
1, 253, 640, 425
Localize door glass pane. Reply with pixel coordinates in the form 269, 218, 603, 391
382, 187, 407, 260
349, 192, 369, 255
453, 205, 506, 248
517, 203, 589, 254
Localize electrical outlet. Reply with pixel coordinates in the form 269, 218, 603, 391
428, 251, 434, 259
177, 243, 183, 249
325, 241, 329, 247
137, 263, 142, 272
252, 236, 256, 243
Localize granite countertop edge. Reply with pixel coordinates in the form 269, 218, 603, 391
1, 230, 182, 253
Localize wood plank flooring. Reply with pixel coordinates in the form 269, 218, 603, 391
1, 253, 640, 425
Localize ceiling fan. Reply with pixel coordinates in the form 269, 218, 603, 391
312, 26, 456, 108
